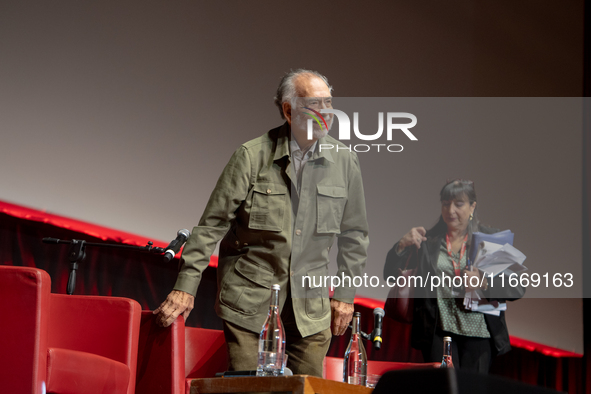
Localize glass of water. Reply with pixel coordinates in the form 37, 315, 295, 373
366, 374, 380, 388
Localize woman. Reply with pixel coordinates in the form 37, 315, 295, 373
383, 179, 524, 373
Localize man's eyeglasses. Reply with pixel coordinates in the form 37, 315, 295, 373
298, 97, 333, 111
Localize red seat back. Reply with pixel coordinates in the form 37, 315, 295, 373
0, 265, 51, 394
136, 313, 229, 394
136, 311, 186, 394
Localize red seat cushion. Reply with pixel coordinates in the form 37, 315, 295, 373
47, 347, 130, 394
367, 360, 440, 374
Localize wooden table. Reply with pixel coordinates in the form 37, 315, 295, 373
190, 375, 374, 394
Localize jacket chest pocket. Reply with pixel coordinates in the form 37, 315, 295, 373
316, 184, 347, 234
248, 183, 288, 232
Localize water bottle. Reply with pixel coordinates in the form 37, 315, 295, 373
440, 336, 454, 368
256, 284, 286, 376
343, 312, 367, 385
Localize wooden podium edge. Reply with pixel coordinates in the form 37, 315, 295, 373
190, 375, 373, 394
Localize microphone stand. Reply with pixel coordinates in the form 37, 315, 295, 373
347, 324, 372, 341
42, 237, 165, 295
348, 319, 382, 349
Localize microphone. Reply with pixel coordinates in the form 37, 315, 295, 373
372, 307, 385, 350
163, 229, 190, 262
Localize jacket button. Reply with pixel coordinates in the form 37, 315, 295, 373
295, 229, 302, 236
235, 241, 239, 245
290, 271, 294, 277
267, 189, 272, 194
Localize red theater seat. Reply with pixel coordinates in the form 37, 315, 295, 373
0, 265, 141, 394
47, 293, 141, 394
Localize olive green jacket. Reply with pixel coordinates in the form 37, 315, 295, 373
174, 123, 369, 337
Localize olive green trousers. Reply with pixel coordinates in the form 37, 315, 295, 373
223, 296, 331, 377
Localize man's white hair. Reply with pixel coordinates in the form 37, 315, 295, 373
273, 69, 333, 119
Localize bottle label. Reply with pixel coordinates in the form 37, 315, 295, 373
441, 355, 454, 368
345, 360, 366, 385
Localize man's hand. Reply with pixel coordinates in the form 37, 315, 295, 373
153, 290, 195, 327
330, 299, 354, 336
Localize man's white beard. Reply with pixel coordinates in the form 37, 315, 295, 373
312, 125, 329, 139
293, 112, 333, 140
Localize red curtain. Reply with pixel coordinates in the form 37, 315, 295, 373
0, 206, 585, 392
0, 210, 223, 330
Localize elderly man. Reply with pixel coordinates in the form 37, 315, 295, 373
154, 69, 369, 377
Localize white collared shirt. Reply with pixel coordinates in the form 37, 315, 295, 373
290, 139, 317, 193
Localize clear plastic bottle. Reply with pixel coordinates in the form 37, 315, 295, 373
343, 312, 367, 385
256, 284, 286, 376
440, 336, 454, 368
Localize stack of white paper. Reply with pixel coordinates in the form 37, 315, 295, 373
463, 290, 507, 316
463, 240, 527, 315
473, 241, 527, 277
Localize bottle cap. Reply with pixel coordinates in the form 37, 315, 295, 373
272, 284, 280, 291
353, 312, 361, 317
443, 336, 452, 342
